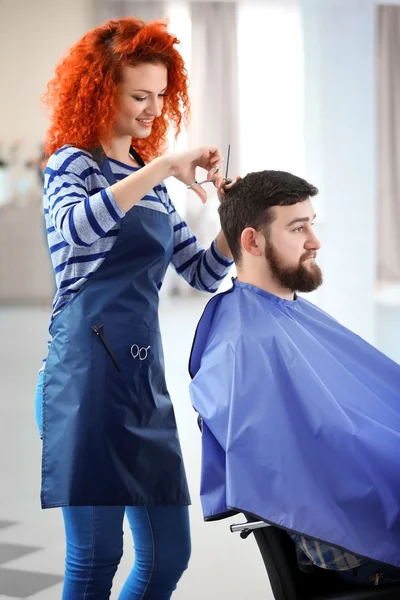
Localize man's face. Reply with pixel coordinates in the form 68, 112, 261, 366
263, 199, 322, 293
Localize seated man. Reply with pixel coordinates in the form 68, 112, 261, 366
189, 170, 400, 587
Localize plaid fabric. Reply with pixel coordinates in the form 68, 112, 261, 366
289, 533, 366, 571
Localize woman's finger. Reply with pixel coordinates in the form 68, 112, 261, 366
216, 176, 241, 201
189, 183, 207, 204
224, 175, 241, 190
207, 149, 223, 169
207, 164, 222, 184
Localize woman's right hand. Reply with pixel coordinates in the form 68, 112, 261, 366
166, 146, 223, 203
110, 146, 222, 214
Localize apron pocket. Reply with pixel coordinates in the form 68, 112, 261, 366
90, 320, 170, 421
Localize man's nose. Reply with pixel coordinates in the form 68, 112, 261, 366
305, 230, 321, 250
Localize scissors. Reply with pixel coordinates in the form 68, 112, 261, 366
187, 144, 231, 189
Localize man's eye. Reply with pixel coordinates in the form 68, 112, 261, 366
294, 226, 303, 233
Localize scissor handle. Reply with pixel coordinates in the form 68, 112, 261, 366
187, 178, 217, 189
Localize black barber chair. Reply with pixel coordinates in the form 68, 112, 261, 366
231, 517, 400, 600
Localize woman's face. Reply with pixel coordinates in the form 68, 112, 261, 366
114, 63, 168, 139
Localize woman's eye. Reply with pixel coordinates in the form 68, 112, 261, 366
133, 94, 166, 102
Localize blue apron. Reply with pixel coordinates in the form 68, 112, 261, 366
41, 148, 190, 508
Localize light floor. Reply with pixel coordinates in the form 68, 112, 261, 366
0, 296, 273, 599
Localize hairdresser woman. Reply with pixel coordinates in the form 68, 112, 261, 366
36, 17, 232, 599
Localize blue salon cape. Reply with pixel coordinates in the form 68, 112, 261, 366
189, 280, 400, 567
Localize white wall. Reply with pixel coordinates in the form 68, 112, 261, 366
237, 1, 305, 177
0, 0, 95, 159
302, 0, 376, 344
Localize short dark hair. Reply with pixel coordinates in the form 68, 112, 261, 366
218, 170, 318, 264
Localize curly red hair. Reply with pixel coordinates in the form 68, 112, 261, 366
43, 18, 190, 162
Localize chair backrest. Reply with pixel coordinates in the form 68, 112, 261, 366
250, 523, 301, 600
245, 518, 338, 600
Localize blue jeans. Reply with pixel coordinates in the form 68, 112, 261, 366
35, 370, 44, 438
62, 505, 191, 599
36, 372, 191, 598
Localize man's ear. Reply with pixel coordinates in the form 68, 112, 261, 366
241, 228, 264, 257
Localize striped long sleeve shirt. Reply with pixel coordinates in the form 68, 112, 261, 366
44, 145, 233, 322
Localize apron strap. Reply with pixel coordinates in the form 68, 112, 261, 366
93, 147, 117, 186
92, 146, 146, 186
129, 146, 146, 168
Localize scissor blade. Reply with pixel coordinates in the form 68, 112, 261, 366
225, 144, 231, 180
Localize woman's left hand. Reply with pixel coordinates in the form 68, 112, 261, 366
215, 176, 242, 202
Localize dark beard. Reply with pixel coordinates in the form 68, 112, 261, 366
265, 238, 323, 293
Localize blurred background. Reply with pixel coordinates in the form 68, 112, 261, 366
0, 0, 399, 598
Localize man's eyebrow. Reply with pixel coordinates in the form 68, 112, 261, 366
131, 87, 167, 94
287, 214, 317, 227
